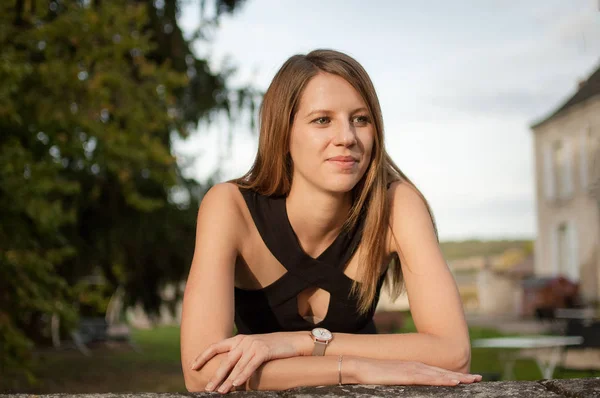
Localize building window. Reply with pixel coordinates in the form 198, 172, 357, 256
552, 139, 574, 199
543, 142, 555, 200
582, 127, 599, 193
555, 221, 579, 281
592, 131, 600, 196
580, 128, 590, 190
553, 141, 565, 196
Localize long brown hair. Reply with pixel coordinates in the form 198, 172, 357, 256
233, 49, 438, 315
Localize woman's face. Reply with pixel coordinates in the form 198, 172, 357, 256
289, 72, 375, 194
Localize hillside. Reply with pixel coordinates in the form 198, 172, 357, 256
439, 239, 534, 261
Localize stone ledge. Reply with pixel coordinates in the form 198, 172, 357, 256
2, 378, 599, 398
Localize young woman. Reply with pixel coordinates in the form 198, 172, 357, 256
180, 49, 481, 393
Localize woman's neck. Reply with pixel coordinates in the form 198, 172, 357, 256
285, 181, 352, 258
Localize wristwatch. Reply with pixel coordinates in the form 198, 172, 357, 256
310, 327, 333, 356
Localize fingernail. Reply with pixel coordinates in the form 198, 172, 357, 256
452, 379, 460, 384
190, 362, 196, 370
217, 385, 226, 393
232, 379, 240, 386
205, 382, 214, 391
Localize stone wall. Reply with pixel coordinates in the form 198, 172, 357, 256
3, 378, 600, 397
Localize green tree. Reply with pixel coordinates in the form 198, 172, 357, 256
0, 0, 257, 385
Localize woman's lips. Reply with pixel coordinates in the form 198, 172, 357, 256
328, 156, 357, 162
327, 156, 358, 169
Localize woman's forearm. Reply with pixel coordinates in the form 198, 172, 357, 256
185, 351, 358, 392
248, 355, 359, 391
293, 331, 471, 373
250, 331, 471, 391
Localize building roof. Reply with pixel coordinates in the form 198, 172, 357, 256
531, 63, 600, 129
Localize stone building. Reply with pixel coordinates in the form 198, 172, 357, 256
530, 64, 600, 304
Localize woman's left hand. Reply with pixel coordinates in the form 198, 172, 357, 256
190, 331, 307, 393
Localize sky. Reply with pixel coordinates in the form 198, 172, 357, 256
174, 0, 600, 241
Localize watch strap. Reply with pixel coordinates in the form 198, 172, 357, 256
312, 340, 328, 356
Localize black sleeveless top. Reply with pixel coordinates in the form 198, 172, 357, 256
234, 188, 387, 335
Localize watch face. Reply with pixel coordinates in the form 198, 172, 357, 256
311, 327, 332, 341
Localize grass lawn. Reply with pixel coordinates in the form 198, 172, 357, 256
3, 317, 599, 393
1, 327, 186, 394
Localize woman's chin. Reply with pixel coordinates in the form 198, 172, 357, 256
321, 177, 361, 194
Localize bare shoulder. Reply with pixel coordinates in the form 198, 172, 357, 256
386, 180, 436, 254
387, 180, 429, 218
202, 182, 242, 207
200, 182, 244, 211
197, 182, 248, 244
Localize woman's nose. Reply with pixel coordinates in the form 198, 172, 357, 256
334, 122, 357, 146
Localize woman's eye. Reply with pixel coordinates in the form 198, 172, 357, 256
353, 115, 370, 125
313, 117, 330, 125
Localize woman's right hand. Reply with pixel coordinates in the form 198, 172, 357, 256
346, 357, 483, 386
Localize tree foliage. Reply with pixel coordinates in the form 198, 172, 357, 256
0, 0, 257, 385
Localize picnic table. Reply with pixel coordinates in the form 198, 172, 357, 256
472, 335, 583, 380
